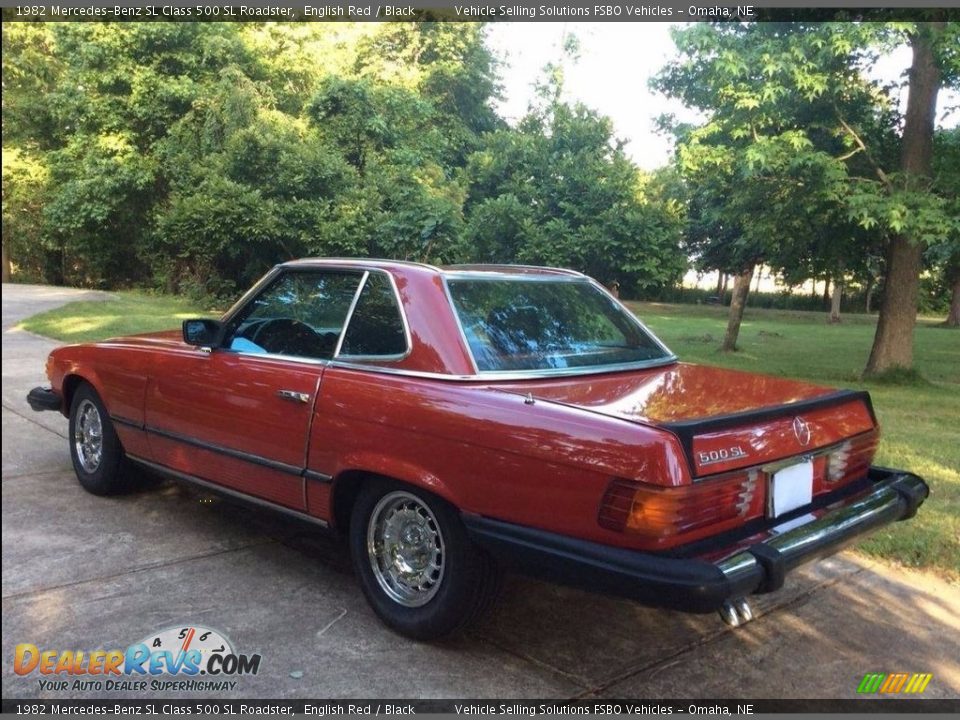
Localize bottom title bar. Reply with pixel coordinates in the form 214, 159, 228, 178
2, 699, 959, 715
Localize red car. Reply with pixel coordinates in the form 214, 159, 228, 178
28, 259, 928, 639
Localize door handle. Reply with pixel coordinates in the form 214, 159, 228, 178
276, 389, 310, 404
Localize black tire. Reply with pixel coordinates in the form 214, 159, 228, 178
349, 478, 501, 640
68, 382, 128, 496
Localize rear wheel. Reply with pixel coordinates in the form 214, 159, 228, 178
349, 479, 500, 640
68, 383, 128, 495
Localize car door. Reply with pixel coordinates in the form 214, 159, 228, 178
144, 268, 366, 511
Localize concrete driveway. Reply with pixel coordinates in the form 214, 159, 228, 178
2, 283, 958, 701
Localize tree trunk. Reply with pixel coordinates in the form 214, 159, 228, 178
829, 279, 843, 323
865, 277, 875, 314
715, 271, 724, 296
721, 267, 754, 352
865, 23, 943, 375
822, 276, 831, 307
1, 242, 10, 283
866, 238, 923, 371
946, 273, 960, 327
754, 266, 762, 292
720, 273, 729, 300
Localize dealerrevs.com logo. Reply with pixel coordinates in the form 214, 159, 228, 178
14, 625, 261, 693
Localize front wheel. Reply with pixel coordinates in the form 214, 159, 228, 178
349, 480, 500, 640
68, 382, 128, 495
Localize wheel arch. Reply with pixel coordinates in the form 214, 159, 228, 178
329, 461, 460, 535
61, 372, 101, 415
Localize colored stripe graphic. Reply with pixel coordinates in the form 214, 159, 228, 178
881, 673, 908, 693
907, 674, 933, 694
858, 673, 932, 694
857, 673, 885, 693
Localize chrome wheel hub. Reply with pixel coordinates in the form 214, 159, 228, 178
74, 399, 103, 473
367, 491, 445, 607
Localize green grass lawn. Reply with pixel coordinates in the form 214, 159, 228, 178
19, 291, 959, 579
629, 301, 959, 580
19, 291, 217, 343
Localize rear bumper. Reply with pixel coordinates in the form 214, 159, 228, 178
27, 386, 62, 413
463, 467, 928, 613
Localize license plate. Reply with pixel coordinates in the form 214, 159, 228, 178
769, 460, 814, 518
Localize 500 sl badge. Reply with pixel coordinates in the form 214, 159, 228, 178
698, 446, 749, 466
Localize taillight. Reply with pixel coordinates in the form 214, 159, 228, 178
599, 470, 761, 543
826, 430, 878, 485
599, 430, 878, 548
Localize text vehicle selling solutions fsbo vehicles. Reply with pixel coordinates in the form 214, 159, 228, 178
28, 259, 929, 639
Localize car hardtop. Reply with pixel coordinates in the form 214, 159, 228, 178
237, 258, 672, 380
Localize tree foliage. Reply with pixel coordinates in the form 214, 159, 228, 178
2, 21, 686, 299
4, 17, 956, 350
654, 20, 960, 361
464, 100, 685, 293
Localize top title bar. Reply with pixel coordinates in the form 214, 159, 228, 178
2, 0, 959, 21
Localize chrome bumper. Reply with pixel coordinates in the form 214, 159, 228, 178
718, 468, 929, 596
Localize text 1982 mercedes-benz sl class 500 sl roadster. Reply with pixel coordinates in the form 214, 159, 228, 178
28, 259, 928, 639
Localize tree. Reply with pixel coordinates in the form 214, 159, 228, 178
862, 21, 957, 373
925, 128, 960, 326
672, 168, 763, 350
2, 148, 51, 282
655, 20, 960, 367
463, 99, 686, 294
3, 21, 729, 303
1, 22, 505, 295
771, 212, 882, 323
2, 23, 60, 280
654, 23, 863, 349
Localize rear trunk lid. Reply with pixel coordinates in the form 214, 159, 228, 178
491, 362, 877, 478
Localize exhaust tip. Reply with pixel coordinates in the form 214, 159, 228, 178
735, 597, 753, 623
719, 601, 741, 627
719, 598, 754, 627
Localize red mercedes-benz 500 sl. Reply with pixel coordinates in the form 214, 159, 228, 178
28, 259, 928, 639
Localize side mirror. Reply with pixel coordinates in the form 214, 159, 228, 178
182, 318, 222, 348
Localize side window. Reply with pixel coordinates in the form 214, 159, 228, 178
338, 272, 408, 358
226, 270, 363, 360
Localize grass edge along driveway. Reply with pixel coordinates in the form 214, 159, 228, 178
18, 290, 959, 581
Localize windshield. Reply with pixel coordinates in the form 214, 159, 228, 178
446, 277, 673, 373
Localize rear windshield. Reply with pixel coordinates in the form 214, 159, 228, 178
446, 278, 673, 373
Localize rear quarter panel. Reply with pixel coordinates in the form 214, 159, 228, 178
309, 366, 690, 547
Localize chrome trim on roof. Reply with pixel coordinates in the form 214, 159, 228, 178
280, 257, 443, 273
333, 271, 369, 358
278, 258, 586, 277
441, 270, 586, 282
442, 264, 585, 278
